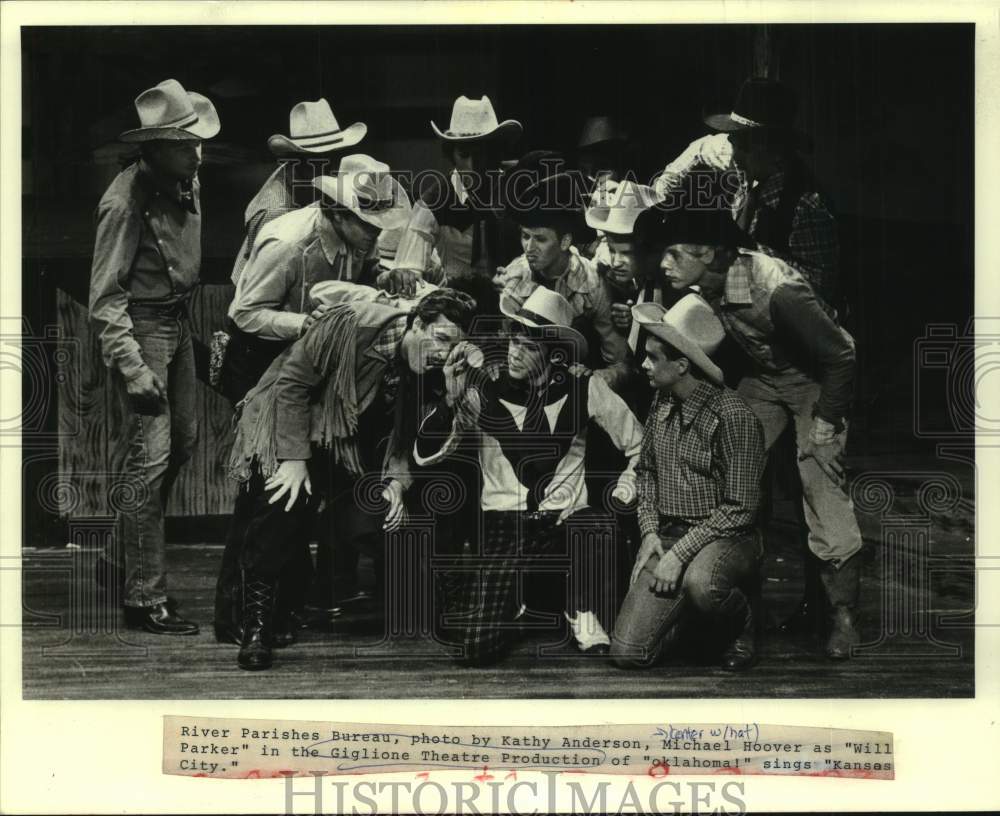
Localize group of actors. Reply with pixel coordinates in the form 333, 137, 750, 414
88, 74, 864, 673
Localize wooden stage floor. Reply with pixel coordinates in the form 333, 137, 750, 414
21, 487, 975, 700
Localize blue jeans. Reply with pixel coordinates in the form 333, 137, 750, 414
610, 524, 761, 668
737, 370, 863, 565
112, 311, 198, 608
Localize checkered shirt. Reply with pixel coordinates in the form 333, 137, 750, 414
373, 314, 408, 405
636, 381, 764, 565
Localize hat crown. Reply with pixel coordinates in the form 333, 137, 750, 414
578, 115, 628, 148
587, 180, 658, 235
517, 287, 576, 329
731, 77, 798, 128
661, 294, 724, 353
134, 79, 197, 129
447, 95, 501, 136
340, 154, 394, 205
288, 98, 340, 138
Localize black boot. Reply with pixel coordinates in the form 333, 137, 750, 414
213, 578, 244, 645
721, 580, 761, 672
237, 573, 275, 671
778, 551, 828, 637
271, 580, 298, 650
819, 554, 862, 660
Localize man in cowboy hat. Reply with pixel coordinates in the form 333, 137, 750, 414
219, 100, 368, 405
387, 95, 523, 295
413, 287, 643, 665
496, 170, 631, 392
610, 294, 766, 672
637, 183, 865, 661
213, 154, 412, 644
223, 287, 478, 670
88, 79, 220, 634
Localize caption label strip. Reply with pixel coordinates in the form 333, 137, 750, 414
163, 717, 893, 780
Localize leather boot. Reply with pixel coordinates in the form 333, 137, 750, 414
778, 550, 828, 637
271, 580, 298, 650
721, 580, 761, 672
819, 554, 862, 660
213, 578, 243, 645
237, 573, 275, 671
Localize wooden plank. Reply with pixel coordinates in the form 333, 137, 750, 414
57, 289, 110, 516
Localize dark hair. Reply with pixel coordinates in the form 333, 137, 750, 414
644, 333, 706, 380
504, 320, 578, 369
409, 288, 478, 334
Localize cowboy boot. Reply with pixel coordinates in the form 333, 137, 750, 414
271, 579, 299, 650
721, 580, 761, 672
213, 577, 244, 645
819, 554, 862, 660
237, 572, 276, 671
778, 550, 828, 638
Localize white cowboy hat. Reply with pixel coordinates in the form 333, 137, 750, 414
431, 95, 523, 143
119, 79, 220, 143
632, 293, 725, 386
312, 154, 412, 231
267, 98, 366, 156
585, 180, 660, 237
499, 286, 588, 360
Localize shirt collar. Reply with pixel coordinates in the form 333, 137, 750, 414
450, 169, 470, 205
678, 380, 718, 427
535, 247, 595, 295
314, 206, 348, 266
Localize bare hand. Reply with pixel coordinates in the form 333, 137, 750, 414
492, 266, 509, 294
611, 301, 633, 333
264, 459, 312, 512
382, 479, 405, 531
383, 267, 421, 298
568, 362, 592, 378
652, 547, 685, 595
799, 436, 847, 488
442, 341, 483, 406
125, 367, 166, 415
630, 532, 664, 587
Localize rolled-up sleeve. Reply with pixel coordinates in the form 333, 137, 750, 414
231, 236, 308, 341
88, 197, 146, 380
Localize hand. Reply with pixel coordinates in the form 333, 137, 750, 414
799, 435, 847, 488
611, 301, 633, 333
382, 479, 405, 532
700, 133, 734, 170
264, 459, 311, 512
382, 267, 421, 298
568, 362, 592, 378
492, 266, 509, 294
300, 302, 333, 336
651, 547, 685, 595
442, 341, 483, 406
630, 532, 664, 587
611, 480, 636, 508
125, 367, 166, 415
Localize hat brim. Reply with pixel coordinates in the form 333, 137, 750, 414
119, 92, 220, 143
499, 293, 589, 360
431, 119, 523, 143
267, 121, 367, 156
632, 303, 724, 386
313, 174, 413, 231
703, 113, 812, 150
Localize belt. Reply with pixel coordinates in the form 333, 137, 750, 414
486, 509, 562, 524
658, 518, 692, 537
129, 300, 189, 318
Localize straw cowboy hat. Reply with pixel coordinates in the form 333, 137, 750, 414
312, 154, 412, 231
431, 95, 523, 143
585, 180, 660, 237
632, 293, 725, 386
500, 286, 588, 360
267, 98, 366, 156
119, 79, 220, 142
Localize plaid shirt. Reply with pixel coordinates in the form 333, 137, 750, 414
373, 314, 408, 405
637, 381, 764, 565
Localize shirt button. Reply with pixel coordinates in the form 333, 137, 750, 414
167, 265, 175, 273
143, 211, 150, 217
156, 238, 163, 245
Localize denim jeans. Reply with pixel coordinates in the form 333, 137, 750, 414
737, 370, 863, 565
111, 311, 198, 608
610, 525, 761, 668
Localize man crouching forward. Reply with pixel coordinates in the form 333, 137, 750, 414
610, 294, 766, 672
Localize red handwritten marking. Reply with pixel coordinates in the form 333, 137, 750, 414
244, 769, 261, 779
271, 770, 296, 778
473, 765, 494, 782
505, 771, 517, 781
800, 769, 881, 780
648, 761, 669, 778
193, 773, 207, 778
711, 766, 743, 775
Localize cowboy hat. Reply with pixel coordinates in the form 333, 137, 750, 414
513, 172, 587, 234
577, 116, 629, 150
119, 79, 220, 142
313, 154, 412, 231
585, 180, 660, 236
704, 77, 810, 147
267, 98, 366, 156
499, 286, 588, 360
632, 294, 725, 386
432, 95, 523, 143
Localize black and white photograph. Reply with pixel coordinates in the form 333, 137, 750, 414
12, 15, 980, 708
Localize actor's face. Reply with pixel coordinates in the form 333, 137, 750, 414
147, 140, 202, 182
507, 331, 548, 382
406, 314, 464, 374
660, 244, 711, 290
521, 227, 571, 278
329, 209, 382, 255
605, 236, 639, 287
642, 337, 687, 392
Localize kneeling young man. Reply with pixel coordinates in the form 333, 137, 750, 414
611, 294, 766, 671
415, 287, 644, 665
